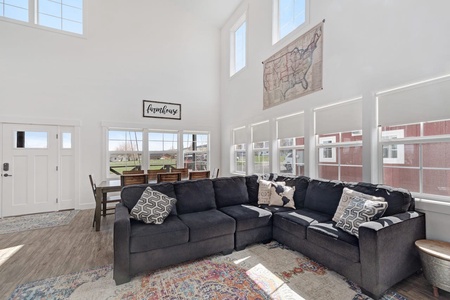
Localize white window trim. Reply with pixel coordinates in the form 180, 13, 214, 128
182, 132, 210, 171
0, 0, 86, 37
318, 136, 336, 163
272, 0, 310, 45
381, 129, 405, 164
278, 138, 305, 175
230, 12, 247, 77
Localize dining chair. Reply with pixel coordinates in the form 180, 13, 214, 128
170, 167, 189, 179
188, 170, 211, 180
157, 172, 181, 183
148, 169, 167, 181
89, 174, 121, 226
121, 174, 147, 186
123, 170, 144, 174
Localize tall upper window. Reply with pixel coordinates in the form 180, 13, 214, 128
377, 75, 450, 201
274, 0, 307, 43
277, 113, 305, 175
183, 133, 209, 171
315, 98, 363, 182
230, 13, 246, 76
0, 0, 83, 35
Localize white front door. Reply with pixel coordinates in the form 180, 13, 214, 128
1, 124, 58, 217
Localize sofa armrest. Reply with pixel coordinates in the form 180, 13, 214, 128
358, 211, 425, 299
113, 203, 131, 284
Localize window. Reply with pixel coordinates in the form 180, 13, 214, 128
62, 132, 72, 149
108, 130, 143, 176
183, 133, 209, 171
277, 113, 304, 175
149, 132, 177, 171
315, 99, 363, 182
380, 120, 450, 198
230, 13, 246, 76
252, 121, 270, 174
15, 131, 48, 149
274, 0, 308, 43
1, 0, 84, 35
232, 127, 247, 174
377, 75, 450, 201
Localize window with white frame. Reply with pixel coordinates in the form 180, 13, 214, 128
315, 98, 363, 182
277, 113, 305, 175
108, 130, 143, 176
377, 75, 450, 201
1, 0, 83, 35
230, 13, 246, 76
148, 132, 178, 171
183, 133, 209, 171
252, 121, 270, 174
232, 127, 247, 174
273, 0, 308, 43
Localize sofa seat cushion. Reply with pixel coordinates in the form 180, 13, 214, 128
273, 208, 332, 239
220, 205, 272, 231
129, 215, 189, 253
179, 209, 236, 242
307, 221, 360, 263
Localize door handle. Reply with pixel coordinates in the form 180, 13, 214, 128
3, 173, 12, 177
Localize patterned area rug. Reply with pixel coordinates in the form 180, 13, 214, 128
8, 242, 407, 300
0, 210, 79, 235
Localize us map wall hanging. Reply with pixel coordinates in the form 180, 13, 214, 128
263, 21, 324, 109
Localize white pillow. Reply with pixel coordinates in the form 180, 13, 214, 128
130, 187, 177, 224
257, 180, 285, 205
332, 188, 385, 223
269, 185, 296, 209
336, 196, 388, 237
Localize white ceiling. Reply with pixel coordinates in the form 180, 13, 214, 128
169, 0, 244, 28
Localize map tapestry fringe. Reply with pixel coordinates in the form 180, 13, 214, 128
263, 21, 324, 109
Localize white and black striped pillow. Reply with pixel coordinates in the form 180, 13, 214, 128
130, 187, 177, 224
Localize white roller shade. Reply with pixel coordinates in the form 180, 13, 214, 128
252, 121, 270, 143
315, 99, 362, 134
277, 113, 304, 139
378, 77, 450, 126
233, 127, 247, 145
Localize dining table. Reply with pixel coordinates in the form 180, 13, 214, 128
94, 179, 122, 231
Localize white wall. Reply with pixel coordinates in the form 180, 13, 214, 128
220, 0, 450, 242
0, 0, 221, 208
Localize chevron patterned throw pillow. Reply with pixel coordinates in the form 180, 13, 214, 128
130, 187, 177, 224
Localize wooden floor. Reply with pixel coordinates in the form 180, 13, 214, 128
0, 209, 449, 299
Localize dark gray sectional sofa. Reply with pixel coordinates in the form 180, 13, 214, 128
114, 175, 426, 299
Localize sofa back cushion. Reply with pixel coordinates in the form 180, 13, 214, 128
304, 179, 345, 216
345, 182, 413, 216
174, 179, 216, 214
276, 176, 310, 209
121, 183, 177, 215
246, 175, 259, 205
213, 176, 249, 208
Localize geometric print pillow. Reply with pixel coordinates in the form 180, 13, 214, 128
257, 180, 285, 206
332, 188, 385, 223
335, 196, 388, 237
130, 187, 177, 224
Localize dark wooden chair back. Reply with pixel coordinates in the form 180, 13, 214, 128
121, 174, 148, 186
189, 170, 211, 180
157, 172, 181, 183
170, 167, 189, 179
123, 170, 144, 175
148, 169, 167, 181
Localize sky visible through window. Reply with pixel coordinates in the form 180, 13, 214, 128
279, 0, 306, 39
1, 0, 83, 34
235, 21, 246, 73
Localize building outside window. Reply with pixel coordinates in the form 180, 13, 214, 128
183, 133, 209, 171
1, 0, 84, 34
108, 130, 143, 176
315, 99, 363, 182
230, 13, 246, 76
274, 0, 308, 43
148, 132, 177, 171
